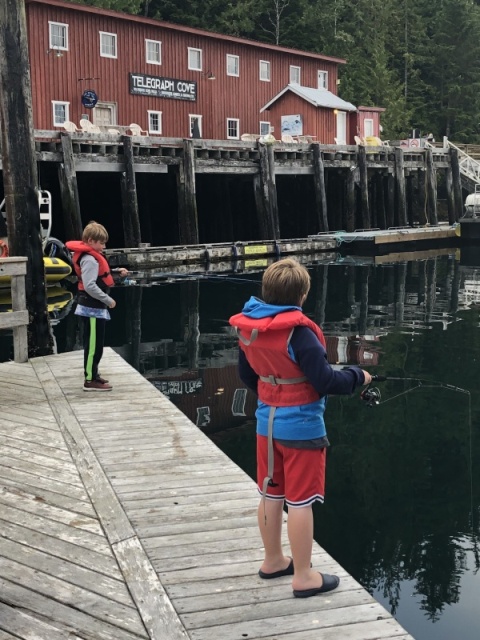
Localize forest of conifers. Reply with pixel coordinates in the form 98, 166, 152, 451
83, 0, 480, 142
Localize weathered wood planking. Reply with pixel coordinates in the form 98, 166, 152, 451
0, 350, 414, 640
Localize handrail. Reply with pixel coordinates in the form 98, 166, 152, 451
0, 257, 28, 362
442, 138, 480, 186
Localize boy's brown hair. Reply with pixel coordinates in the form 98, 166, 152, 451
82, 221, 109, 243
262, 258, 310, 306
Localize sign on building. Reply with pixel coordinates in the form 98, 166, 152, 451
129, 73, 197, 101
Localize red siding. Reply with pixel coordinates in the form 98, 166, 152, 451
26, 0, 345, 139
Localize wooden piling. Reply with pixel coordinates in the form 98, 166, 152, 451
177, 139, 199, 244
358, 145, 370, 228
406, 174, 414, 227
394, 148, 407, 226
258, 142, 280, 239
445, 167, 456, 225
345, 168, 356, 232
450, 147, 463, 221
386, 172, 395, 228
425, 148, 438, 225
312, 143, 328, 232
0, 0, 53, 356
375, 173, 386, 229
58, 133, 83, 240
121, 135, 142, 247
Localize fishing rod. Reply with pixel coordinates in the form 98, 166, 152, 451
360, 374, 470, 407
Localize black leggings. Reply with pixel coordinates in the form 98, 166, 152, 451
82, 316, 106, 381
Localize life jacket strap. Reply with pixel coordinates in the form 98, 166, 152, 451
235, 327, 258, 346
259, 374, 307, 385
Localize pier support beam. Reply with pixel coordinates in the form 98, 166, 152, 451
386, 172, 395, 228
58, 133, 83, 240
445, 167, 456, 225
312, 144, 328, 232
450, 147, 463, 221
177, 139, 199, 244
345, 168, 356, 232
258, 143, 280, 239
425, 148, 438, 225
375, 173, 386, 229
394, 148, 407, 226
121, 136, 142, 248
358, 146, 370, 228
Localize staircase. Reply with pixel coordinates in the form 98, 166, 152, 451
432, 139, 480, 192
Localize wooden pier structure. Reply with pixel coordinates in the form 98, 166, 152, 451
0, 348, 413, 639
5, 131, 464, 249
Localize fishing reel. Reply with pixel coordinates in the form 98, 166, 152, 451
360, 375, 386, 407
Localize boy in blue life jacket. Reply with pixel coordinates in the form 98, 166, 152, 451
229, 258, 372, 598
66, 221, 128, 392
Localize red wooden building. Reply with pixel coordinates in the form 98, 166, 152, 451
25, 0, 383, 144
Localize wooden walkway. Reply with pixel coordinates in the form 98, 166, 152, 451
0, 348, 414, 639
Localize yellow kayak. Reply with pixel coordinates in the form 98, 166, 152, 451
0, 256, 72, 286
0, 284, 73, 313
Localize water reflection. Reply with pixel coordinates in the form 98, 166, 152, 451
5, 249, 480, 640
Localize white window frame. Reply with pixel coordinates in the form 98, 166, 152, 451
188, 47, 202, 71
145, 39, 161, 65
364, 118, 374, 138
148, 110, 162, 135
49, 21, 68, 51
226, 54, 239, 77
100, 31, 117, 59
52, 100, 69, 127
189, 114, 203, 138
227, 118, 240, 140
259, 60, 271, 82
260, 121, 271, 136
290, 65, 301, 85
318, 70, 328, 90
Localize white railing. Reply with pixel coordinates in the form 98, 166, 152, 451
0, 257, 28, 362
441, 138, 480, 186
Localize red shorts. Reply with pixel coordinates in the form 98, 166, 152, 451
257, 435, 326, 507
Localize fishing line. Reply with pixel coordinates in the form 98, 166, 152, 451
361, 375, 477, 554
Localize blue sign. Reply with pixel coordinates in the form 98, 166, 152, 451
81, 90, 98, 109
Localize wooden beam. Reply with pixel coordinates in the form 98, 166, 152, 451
58, 133, 83, 241
121, 135, 142, 247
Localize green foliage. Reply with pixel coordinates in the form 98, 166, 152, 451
83, 0, 480, 142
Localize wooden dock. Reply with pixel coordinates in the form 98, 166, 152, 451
0, 348, 414, 639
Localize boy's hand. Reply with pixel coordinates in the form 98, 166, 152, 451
361, 370, 372, 385
108, 300, 116, 309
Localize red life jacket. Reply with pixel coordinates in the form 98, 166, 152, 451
66, 240, 114, 291
229, 309, 326, 407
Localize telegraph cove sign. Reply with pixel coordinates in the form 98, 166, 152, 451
129, 73, 197, 101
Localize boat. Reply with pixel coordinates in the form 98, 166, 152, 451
0, 284, 72, 314
0, 192, 72, 284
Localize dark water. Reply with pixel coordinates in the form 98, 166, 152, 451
6, 250, 480, 639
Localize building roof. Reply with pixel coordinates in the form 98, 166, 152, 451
260, 84, 357, 113
26, 0, 347, 65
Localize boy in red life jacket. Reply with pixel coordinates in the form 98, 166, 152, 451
229, 258, 372, 598
66, 221, 128, 392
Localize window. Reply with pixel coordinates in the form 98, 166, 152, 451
364, 118, 374, 138
259, 60, 271, 81
52, 101, 69, 126
227, 54, 239, 77
318, 70, 328, 90
188, 47, 202, 71
227, 118, 239, 139
189, 115, 203, 138
290, 65, 300, 85
260, 121, 271, 136
148, 110, 162, 134
49, 22, 68, 50
146, 39, 161, 65
100, 31, 117, 58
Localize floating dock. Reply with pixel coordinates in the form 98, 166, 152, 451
0, 349, 414, 639
106, 225, 459, 270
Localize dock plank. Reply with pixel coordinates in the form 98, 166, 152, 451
0, 350, 413, 639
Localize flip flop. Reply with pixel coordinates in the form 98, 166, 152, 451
258, 558, 294, 579
293, 573, 340, 598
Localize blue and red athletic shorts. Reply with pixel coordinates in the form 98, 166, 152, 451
256, 435, 326, 507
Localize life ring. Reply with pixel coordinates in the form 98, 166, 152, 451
0, 240, 9, 258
